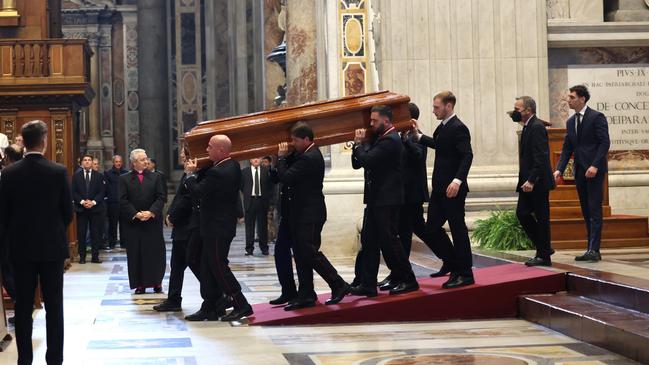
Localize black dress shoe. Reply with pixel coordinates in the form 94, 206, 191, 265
213, 295, 234, 312
153, 285, 163, 294
221, 304, 253, 321
284, 298, 316, 311
79, 257, 86, 264
442, 275, 475, 289
378, 279, 399, 291
244, 251, 253, 256
7, 316, 14, 325
91, 258, 102, 264
325, 283, 350, 305
389, 280, 419, 295
153, 300, 182, 312
430, 265, 451, 278
184, 308, 225, 321
348, 285, 378, 297
377, 276, 392, 287
261, 251, 269, 256
575, 250, 601, 262
525, 257, 552, 267
134, 287, 145, 295
269, 293, 297, 305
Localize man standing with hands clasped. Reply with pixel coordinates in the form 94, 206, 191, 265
511, 96, 555, 267
554, 85, 610, 262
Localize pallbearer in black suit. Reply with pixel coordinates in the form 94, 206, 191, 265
184, 135, 253, 321
554, 85, 610, 262
412, 91, 474, 289
104, 155, 128, 249
120, 149, 167, 294
71, 154, 106, 264
350, 105, 419, 297
511, 96, 555, 267
241, 157, 271, 255
0, 121, 73, 365
275, 122, 350, 310
154, 147, 202, 313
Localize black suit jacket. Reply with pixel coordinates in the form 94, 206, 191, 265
104, 167, 128, 204
402, 132, 429, 204
185, 158, 241, 239
557, 106, 610, 174
277, 145, 327, 224
419, 116, 473, 194
168, 173, 192, 241
517, 116, 556, 192
72, 168, 106, 213
119, 169, 166, 222
240, 165, 271, 210
0, 154, 73, 262
352, 128, 404, 207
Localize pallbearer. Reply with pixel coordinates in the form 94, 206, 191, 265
274, 122, 350, 310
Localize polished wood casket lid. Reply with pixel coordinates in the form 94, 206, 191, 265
184, 91, 412, 166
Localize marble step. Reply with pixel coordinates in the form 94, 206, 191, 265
519, 292, 649, 364
567, 271, 649, 315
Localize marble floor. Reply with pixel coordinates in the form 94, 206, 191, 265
0, 227, 643, 365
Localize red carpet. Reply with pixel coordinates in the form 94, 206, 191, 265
248, 263, 565, 326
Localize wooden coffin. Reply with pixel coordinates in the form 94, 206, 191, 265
184, 91, 411, 166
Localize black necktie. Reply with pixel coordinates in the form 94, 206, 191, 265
254, 168, 260, 196
576, 113, 582, 135
85, 170, 90, 191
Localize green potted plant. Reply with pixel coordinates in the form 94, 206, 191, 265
471, 210, 534, 251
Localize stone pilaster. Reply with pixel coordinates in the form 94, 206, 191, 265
285, 0, 318, 106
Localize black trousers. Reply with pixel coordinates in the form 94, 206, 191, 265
517, 189, 553, 259
14, 260, 64, 365
398, 203, 427, 258
76, 210, 103, 259
167, 238, 201, 304
291, 221, 344, 299
202, 235, 248, 309
273, 219, 297, 297
355, 206, 415, 287
575, 167, 605, 252
423, 190, 473, 276
244, 198, 268, 253
106, 202, 122, 247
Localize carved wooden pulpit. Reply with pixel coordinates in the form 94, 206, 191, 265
185, 91, 411, 166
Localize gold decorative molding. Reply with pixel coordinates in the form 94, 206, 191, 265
53, 118, 66, 164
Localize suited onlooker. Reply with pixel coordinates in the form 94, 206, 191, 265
72, 154, 106, 264
104, 155, 128, 249
350, 105, 419, 297
512, 96, 555, 267
148, 157, 167, 189
0, 120, 73, 365
554, 85, 610, 262
184, 135, 253, 321
241, 157, 271, 255
413, 91, 474, 289
120, 149, 167, 294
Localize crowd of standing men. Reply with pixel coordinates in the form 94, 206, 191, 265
0, 84, 609, 364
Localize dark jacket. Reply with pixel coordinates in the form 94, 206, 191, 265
168, 173, 192, 241
402, 132, 429, 204
276, 145, 327, 224
557, 106, 610, 175
185, 158, 242, 239
71, 168, 106, 213
518, 116, 555, 192
419, 115, 473, 194
119, 169, 166, 222
240, 165, 272, 210
104, 167, 128, 204
352, 128, 404, 207
0, 154, 73, 262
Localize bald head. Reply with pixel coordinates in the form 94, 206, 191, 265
207, 134, 232, 162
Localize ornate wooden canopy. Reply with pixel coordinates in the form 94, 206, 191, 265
184, 91, 411, 166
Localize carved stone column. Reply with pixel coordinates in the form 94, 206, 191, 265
86, 31, 104, 157
285, 0, 318, 106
